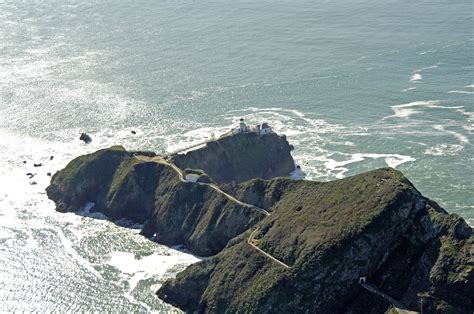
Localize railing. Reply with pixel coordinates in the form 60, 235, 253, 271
165, 139, 211, 157
359, 280, 407, 310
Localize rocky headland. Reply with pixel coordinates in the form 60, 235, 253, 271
46, 128, 473, 313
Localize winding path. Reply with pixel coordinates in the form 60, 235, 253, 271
134, 153, 289, 268
135, 153, 408, 308
165, 139, 211, 157
247, 227, 290, 268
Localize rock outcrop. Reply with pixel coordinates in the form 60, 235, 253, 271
171, 132, 295, 184
157, 168, 473, 313
79, 133, 92, 144
46, 131, 472, 313
46, 131, 293, 256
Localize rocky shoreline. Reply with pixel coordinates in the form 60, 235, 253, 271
46, 130, 473, 313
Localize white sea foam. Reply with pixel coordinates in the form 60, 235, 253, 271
107, 250, 201, 278
401, 87, 417, 92
448, 90, 474, 95
409, 65, 438, 82
107, 250, 201, 308
323, 153, 415, 179
432, 125, 470, 145
418, 49, 437, 55
424, 144, 464, 156
0, 228, 14, 240
410, 73, 422, 82
384, 100, 465, 120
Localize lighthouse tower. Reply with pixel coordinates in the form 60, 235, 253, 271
237, 118, 248, 133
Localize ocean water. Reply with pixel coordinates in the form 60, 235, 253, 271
0, 0, 472, 311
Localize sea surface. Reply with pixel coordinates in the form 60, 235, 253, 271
0, 0, 472, 311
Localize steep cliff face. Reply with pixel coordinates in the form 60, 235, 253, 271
171, 132, 295, 184
157, 168, 473, 313
46, 146, 266, 256
141, 180, 264, 256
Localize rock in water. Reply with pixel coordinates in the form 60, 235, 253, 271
33, 163, 42, 167
79, 133, 92, 144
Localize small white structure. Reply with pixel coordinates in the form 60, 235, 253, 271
235, 118, 249, 134
258, 122, 273, 135
185, 174, 200, 183
290, 165, 306, 180
359, 277, 367, 284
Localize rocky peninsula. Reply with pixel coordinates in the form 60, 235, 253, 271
46, 126, 473, 313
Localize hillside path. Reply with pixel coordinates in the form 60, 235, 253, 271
134, 154, 290, 268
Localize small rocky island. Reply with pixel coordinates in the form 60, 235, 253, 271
47, 121, 473, 313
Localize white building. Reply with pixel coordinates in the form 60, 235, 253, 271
235, 118, 249, 134
185, 174, 200, 183
258, 122, 273, 135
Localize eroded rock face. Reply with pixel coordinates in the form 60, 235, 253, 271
171, 132, 295, 184
157, 169, 473, 313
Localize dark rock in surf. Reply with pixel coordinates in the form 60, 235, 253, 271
79, 133, 92, 144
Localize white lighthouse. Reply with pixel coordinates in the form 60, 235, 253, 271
236, 118, 249, 133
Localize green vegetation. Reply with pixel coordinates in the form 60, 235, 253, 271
53, 145, 129, 194
107, 157, 143, 201
256, 167, 416, 265
158, 167, 472, 313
